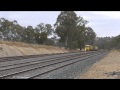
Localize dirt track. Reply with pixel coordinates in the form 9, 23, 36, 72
79, 50, 120, 79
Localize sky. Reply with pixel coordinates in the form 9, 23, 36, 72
0, 11, 120, 37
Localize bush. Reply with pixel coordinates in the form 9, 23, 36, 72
44, 39, 55, 45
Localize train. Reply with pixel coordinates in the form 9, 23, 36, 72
84, 45, 98, 51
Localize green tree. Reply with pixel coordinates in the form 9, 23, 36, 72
0, 18, 24, 41
76, 18, 88, 50
110, 35, 120, 49
54, 11, 78, 49
84, 27, 96, 44
94, 37, 113, 49
23, 26, 35, 43
34, 23, 54, 44
45, 24, 54, 36
54, 11, 96, 50
34, 32, 47, 44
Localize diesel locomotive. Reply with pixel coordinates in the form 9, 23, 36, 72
85, 45, 98, 51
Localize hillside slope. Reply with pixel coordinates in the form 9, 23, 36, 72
0, 41, 69, 57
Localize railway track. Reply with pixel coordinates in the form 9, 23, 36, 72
0, 51, 108, 79
0, 51, 87, 62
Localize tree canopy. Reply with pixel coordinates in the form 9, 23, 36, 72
0, 11, 99, 50
54, 11, 96, 49
0, 18, 54, 45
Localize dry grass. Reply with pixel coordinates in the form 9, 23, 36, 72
0, 40, 62, 49
0, 40, 69, 57
79, 50, 120, 79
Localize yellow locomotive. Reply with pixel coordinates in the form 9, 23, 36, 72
84, 45, 98, 51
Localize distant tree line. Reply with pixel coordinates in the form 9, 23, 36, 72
93, 37, 112, 49
93, 35, 120, 50
0, 18, 54, 45
0, 11, 97, 50
110, 35, 120, 49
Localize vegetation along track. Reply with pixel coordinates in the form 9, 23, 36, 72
0, 51, 108, 79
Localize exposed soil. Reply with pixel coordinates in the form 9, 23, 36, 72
0, 44, 68, 57
79, 50, 120, 79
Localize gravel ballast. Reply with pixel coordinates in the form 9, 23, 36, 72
79, 50, 120, 79
32, 51, 108, 79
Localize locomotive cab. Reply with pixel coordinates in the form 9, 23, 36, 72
85, 45, 98, 51
85, 45, 92, 51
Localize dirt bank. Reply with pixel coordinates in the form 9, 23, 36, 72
0, 44, 68, 57
79, 50, 120, 79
